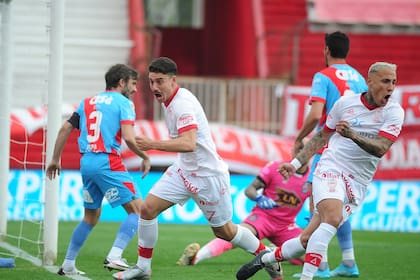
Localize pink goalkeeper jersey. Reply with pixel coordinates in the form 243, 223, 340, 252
254, 160, 311, 224
320, 93, 404, 185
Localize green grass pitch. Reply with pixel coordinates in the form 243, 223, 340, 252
1, 222, 420, 279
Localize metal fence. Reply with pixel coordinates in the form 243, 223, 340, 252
153, 76, 287, 134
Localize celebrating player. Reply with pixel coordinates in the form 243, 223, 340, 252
292, 31, 367, 278
236, 61, 404, 280
112, 57, 281, 280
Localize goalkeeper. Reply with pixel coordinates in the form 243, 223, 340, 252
177, 159, 310, 274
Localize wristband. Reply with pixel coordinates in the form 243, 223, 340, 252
290, 158, 302, 170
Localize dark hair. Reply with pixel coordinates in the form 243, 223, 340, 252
325, 31, 349, 58
148, 57, 177, 75
105, 64, 138, 90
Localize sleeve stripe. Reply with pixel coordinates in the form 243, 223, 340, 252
309, 96, 326, 105
378, 130, 398, 142
178, 124, 198, 134
323, 125, 335, 132
121, 120, 135, 125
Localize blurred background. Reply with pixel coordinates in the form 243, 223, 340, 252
2, 0, 420, 249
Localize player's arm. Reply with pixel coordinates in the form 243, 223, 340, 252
121, 123, 151, 178
245, 176, 278, 209
46, 114, 77, 180
136, 128, 197, 153
335, 120, 395, 157
244, 177, 266, 200
280, 128, 333, 179
293, 101, 324, 156
296, 128, 333, 166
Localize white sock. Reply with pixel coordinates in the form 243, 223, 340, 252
62, 259, 76, 271
281, 237, 305, 260
302, 223, 336, 278
230, 224, 261, 254
137, 218, 158, 272
194, 246, 212, 264
107, 247, 123, 260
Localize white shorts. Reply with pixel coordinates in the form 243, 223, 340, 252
312, 162, 368, 223
150, 163, 233, 227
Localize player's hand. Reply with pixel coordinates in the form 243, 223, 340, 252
136, 136, 153, 151
255, 195, 278, 209
335, 120, 355, 139
46, 160, 61, 180
278, 162, 296, 180
140, 158, 151, 179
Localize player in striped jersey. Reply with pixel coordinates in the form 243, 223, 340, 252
46, 64, 150, 275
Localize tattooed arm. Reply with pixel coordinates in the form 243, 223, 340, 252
335, 120, 394, 157
295, 129, 333, 166
279, 129, 333, 179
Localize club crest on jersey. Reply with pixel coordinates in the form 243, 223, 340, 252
105, 187, 119, 203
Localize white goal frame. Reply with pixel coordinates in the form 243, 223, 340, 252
0, 0, 65, 266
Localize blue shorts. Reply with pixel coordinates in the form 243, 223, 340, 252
80, 153, 139, 209
308, 153, 322, 183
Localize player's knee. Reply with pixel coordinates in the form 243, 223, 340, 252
140, 202, 159, 220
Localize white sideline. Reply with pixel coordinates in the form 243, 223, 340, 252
0, 242, 92, 280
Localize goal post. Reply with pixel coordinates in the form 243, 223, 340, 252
0, 0, 13, 242
0, 0, 65, 266
43, 0, 65, 266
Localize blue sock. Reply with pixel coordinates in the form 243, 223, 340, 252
337, 220, 353, 251
337, 220, 355, 266
65, 221, 93, 260
112, 213, 138, 249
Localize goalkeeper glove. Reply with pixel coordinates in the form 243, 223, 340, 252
255, 195, 278, 209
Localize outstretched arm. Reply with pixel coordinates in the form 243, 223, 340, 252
280, 129, 333, 179
245, 177, 278, 209
122, 124, 151, 178
136, 128, 197, 153
46, 121, 75, 180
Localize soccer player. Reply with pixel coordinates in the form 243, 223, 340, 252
112, 57, 281, 280
236, 61, 404, 280
46, 64, 151, 275
176, 160, 311, 271
292, 31, 367, 278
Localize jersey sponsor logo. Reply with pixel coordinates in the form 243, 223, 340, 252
387, 124, 402, 135
199, 199, 219, 206
177, 114, 194, 127
89, 95, 113, 105
342, 173, 356, 203
274, 188, 302, 207
177, 168, 198, 194
350, 118, 364, 127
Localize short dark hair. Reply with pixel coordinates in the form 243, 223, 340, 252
148, 57, 177, 75
105, 64, 138, 90
325, 31, 350, 58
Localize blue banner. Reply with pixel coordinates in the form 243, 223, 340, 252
7, 170, 420, 232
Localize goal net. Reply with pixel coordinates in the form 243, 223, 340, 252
0, 0, 62, 267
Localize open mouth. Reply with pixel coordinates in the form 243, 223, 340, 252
154, 93, 162, 98
384, 95, 391, 100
